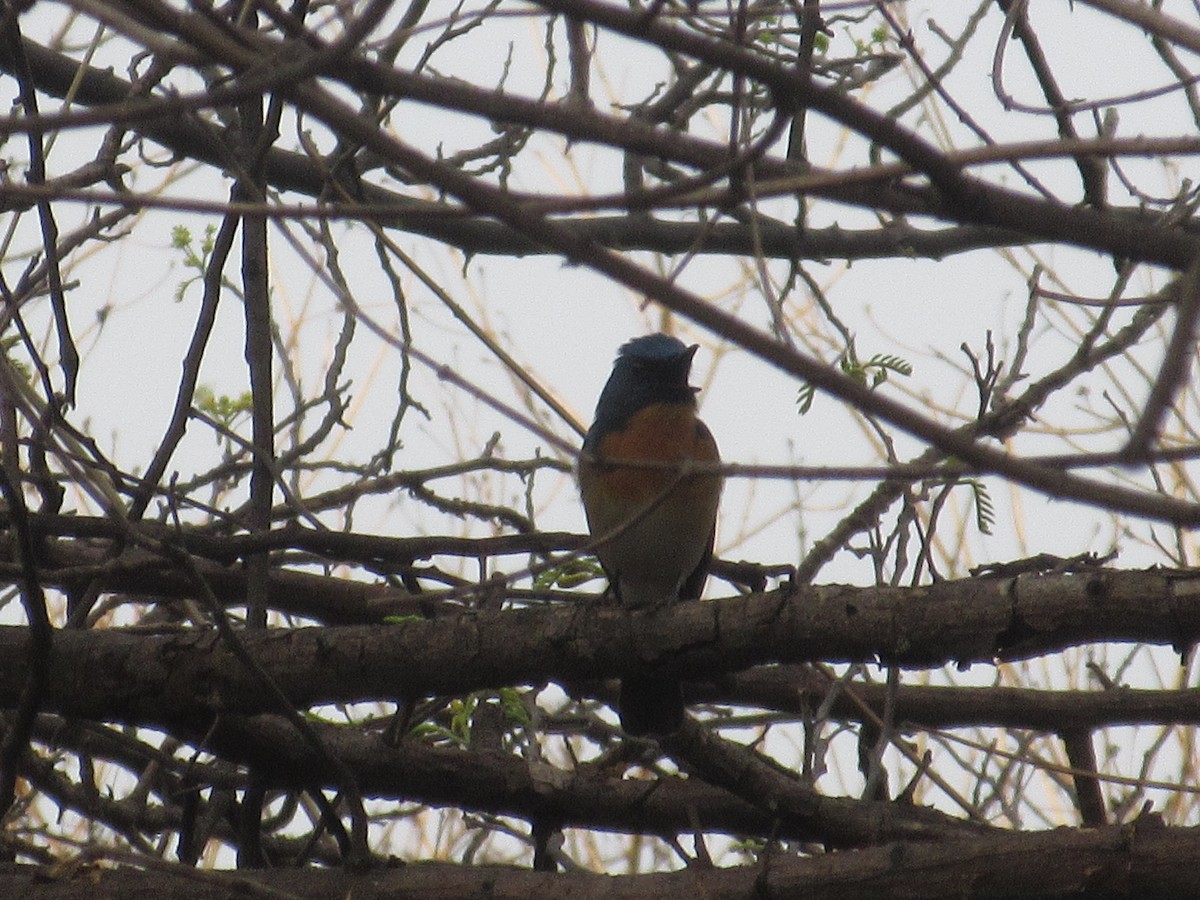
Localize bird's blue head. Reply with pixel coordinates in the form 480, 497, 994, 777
585, 334, 700, 445
618, 333, 693, 362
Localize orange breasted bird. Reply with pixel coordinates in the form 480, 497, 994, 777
578, 333, 722, 736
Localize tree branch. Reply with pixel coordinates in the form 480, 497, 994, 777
2, 568, 1197, 724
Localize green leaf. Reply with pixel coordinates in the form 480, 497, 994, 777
864, 353, 913, 377
799, 343, 912, 414
194, 385, 253, 428
796, 383, 816, 415
729, 837, 767, 856
448, 695, 478, 745
171, 223, 218, 301
383, 614, 424, 625
498, 688, 531, 727
0, 335, 31, 382
411, 721, 465, 747
965, 478, 996, 535
534, 557, 604, 589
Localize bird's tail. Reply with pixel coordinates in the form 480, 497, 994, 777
619, 674, 684, 737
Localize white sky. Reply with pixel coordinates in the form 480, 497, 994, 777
4, 0, 1200, 839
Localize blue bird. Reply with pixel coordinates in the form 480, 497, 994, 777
578, 334, 722, 735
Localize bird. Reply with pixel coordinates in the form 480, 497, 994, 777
578, 333, 722, 736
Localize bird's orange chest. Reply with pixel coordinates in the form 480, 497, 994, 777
591, 403, 716, 500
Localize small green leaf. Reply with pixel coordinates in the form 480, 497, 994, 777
864, 353, 913, 378
498, 688, 531, 726
966, 478, 995, 535
534, 557, 604, 589
411, 721, 464, 746
0, 335, 31, 382
195, 385, 253, 428
171, 223, 219, 301
840, 348, 913, 388
796, 383, 816, 415
448, 695, 477, 745
729, 837, 767, 856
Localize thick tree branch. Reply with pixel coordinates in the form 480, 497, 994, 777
1, 568, 1197, 725
2, 818, 1198, 897
713, 664, 1200, 731
192, 713, 976, 845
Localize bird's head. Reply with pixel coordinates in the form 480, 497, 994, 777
587, 334, 701, 440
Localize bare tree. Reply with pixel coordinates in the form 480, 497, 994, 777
2, 0, 1200, 895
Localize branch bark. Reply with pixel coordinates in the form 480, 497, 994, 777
1, 568, 1196, 725
2, 817, 1197, 898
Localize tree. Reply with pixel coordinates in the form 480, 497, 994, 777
2, 0, 1200, 894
